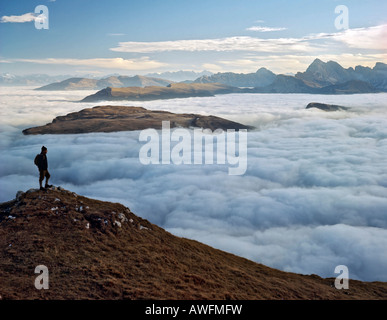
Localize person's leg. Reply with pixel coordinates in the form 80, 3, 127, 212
45, 171, 52, 188
39, 170, 45, 190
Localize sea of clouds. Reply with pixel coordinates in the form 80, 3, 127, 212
0, 86, 386, 281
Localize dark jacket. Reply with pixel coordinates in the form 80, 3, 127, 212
36, 153, 48, 171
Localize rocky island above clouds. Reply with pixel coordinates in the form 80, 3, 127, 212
22, 105, 253, 135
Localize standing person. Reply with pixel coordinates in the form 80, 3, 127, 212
34, 146, 52, 190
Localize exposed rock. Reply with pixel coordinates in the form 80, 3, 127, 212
15, 191, 24, 201
306, 102, 350, 112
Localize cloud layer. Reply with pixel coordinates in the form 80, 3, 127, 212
1, 87, 387, 281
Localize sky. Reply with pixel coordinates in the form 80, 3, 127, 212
0, 0, 387, 76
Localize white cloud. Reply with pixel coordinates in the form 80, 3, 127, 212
13, 57, 167, 71
110, 36, 316, 53
332, 24, 387, 51
1, 12, 37, 23
1, 88, 387, 281
108, 24, 386, 69
246, 26, 287, 32
306, 24, 387, 51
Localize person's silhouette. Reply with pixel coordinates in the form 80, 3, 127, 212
35, 146, 52, 190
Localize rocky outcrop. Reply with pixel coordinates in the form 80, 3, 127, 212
22, 105, 253, 135
296, 59, 387, 91
306, 102, 349, 111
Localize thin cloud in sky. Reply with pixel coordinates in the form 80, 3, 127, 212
110, 36, 316, 53
110, 24, 386, 56
246, 26, 287, 32
1, 12, 37, 23
13, 57, 166, 71
332, 24, 387, 50
306, 24, 387, 50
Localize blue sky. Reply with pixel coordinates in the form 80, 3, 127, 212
0, 0, 386, 75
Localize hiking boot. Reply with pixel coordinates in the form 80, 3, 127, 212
45, 184, 53, 188
40, 187, 46, 191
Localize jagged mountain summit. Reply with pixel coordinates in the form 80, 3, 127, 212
190, 59, 387, 93
1, 186, 386, 300
295, 58, 387, 90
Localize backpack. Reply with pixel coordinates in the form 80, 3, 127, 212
34, 154, 40, 167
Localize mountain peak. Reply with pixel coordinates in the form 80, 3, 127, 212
312, 58, 324, 64
256, 67, 270, 72
306, 58, 326, 71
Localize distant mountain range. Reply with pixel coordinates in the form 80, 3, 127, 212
193, 67, 277, 87
81, 83, 242, 102
35, 75, 173, 91
0, 73, 72, 86
0, 71, 212, 87
193, 59, 387, 93
81, 60, 387, 101
145, 70, 213, 82
13, 59, 387, 94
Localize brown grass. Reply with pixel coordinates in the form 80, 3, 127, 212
0, 188, 386, 300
